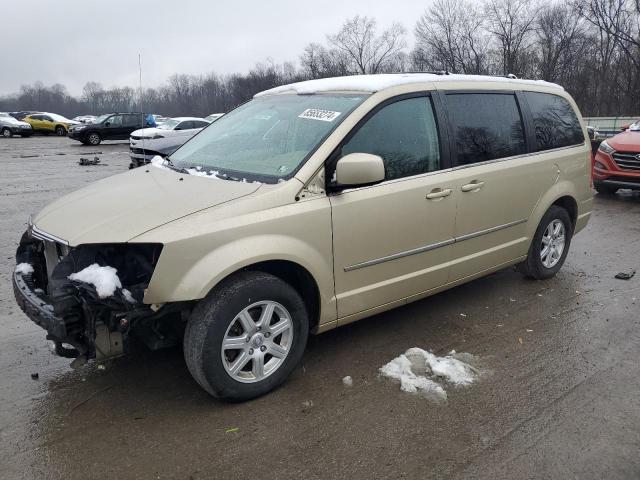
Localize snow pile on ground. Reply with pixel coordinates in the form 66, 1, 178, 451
68, 264, 122, 298
379, 348, 481, 401
15, 263, 34, 275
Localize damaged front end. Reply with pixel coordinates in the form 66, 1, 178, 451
13, 224, 183, 365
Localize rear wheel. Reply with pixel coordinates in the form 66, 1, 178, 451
518, 206, 573, 280
594, 183, 618, 195
86, 132, 101, 145
1, 128, 12, 138
184, 271, 309, 401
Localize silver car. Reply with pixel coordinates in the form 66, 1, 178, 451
0, 113, 33, 137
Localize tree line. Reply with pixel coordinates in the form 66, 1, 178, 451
1, 0, 639, 118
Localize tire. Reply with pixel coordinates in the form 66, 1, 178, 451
518, 205, 573, 280
55, 125, 66, 136
594, 183, 618, 195
184, 271, 309, 401
86, 132, 101, 145
1, 128, 12, 138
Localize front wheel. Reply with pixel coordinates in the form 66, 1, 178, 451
518, 206, 573, 280
2, 128, 12, 138
86, 132, 101, 145
184, 271, 309, 401
55, 125, 66, 136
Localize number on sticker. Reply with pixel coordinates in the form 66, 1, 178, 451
298, 109, 341, 122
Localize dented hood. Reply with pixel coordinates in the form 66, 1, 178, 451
33, 165, 261, 245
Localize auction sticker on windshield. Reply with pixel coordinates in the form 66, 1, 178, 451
298, 109, 341, 122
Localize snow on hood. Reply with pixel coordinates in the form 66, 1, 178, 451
32, 163, 262, 245
255, 73, 563, 97
2, 116, 29, 126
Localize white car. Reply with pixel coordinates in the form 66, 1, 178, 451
205, 113, 224, 122
129, 117, 210, 167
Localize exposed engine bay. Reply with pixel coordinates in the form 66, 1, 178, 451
14, 227, 187, 366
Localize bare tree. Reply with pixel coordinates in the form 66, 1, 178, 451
535, 3, 588, 82
328, 16, 407, 74
413, 0, 490, 73
485, 0, 539, 76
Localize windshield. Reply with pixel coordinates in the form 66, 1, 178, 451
94, 114, 110, 124
170, 94, 366, 183
158, 119, 180, 130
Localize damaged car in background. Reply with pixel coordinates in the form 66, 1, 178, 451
14, 73, 592, 401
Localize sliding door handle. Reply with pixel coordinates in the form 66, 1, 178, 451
426, 188, 452, 200
461, 181, 485, 192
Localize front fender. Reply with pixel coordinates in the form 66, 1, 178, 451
143, 234, 336, 324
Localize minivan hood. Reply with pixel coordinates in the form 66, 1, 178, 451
33, 165, 261, 245
607, 131, 640, 152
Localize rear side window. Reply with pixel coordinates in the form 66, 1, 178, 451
192, 121, 208, 128
524, 92, 584, 151
447, 93, 526, 165
341, 96, 441, 181
123, 114, 141, 127
177, 121, 193, 130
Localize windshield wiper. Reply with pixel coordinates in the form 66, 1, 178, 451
216, 172, 242, 182
163, 157, 189, 174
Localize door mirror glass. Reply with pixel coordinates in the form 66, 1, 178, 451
335, 153, 385, 188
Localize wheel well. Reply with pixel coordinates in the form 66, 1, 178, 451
241, 260, 321, 333
552, 196, 577, 228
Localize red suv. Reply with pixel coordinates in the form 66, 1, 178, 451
593, 124, 640, 194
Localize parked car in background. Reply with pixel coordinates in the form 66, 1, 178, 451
593, 123, 640, 194
10, 111, 40, 121
204, 113, 224, 122
152, 115, 170, 126
68, 112, 153, 145
72, 115, 97, 124
129, 117, 210, 168
22, 113, 79, 136
13, 73, 592, 401
0, 112, 33, 137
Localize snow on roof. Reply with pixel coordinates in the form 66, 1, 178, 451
255, 73, 562, 97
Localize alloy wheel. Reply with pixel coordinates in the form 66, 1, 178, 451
221, 300, 294, 383
540, 219, 565, 268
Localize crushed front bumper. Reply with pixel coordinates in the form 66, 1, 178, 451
13, 270, 67, 340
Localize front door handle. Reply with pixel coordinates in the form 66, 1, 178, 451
426, 188, 452, 200
461, 180, 485, 192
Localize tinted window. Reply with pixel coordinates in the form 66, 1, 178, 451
123, 114, 141, 127
43, 116, 53, 122
341, 97, 440, 181
177, 121, 193, 130
192, 121, 208, 128
524, 92, 584, 151
447, 93, 526, 165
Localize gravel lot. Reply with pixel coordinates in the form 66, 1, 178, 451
1, 137, 639, 480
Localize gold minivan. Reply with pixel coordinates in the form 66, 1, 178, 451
14, 74, 593, 400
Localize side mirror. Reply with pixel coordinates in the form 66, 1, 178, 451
105, 121, 111, 127
334, 153, 385, 188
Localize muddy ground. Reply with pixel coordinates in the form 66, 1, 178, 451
1, 136, 639, 479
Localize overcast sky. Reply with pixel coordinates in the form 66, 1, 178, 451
1, 0, 430, 97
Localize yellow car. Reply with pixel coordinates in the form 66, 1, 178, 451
22, 113, 79, 136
